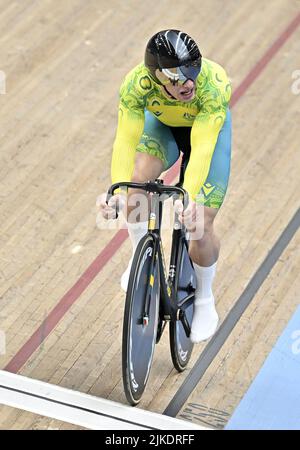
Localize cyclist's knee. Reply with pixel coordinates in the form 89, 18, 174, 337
203, 216, 215, 236
131, 152, 164, 183
190, 205, 218, 241
190, 226, 213, 246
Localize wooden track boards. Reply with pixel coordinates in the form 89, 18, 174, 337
0, 0, 299, 429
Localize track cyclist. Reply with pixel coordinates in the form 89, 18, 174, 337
98, 30, 232, 343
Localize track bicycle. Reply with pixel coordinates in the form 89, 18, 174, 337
106, 179, 197, 405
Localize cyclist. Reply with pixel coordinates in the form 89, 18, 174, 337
98, 29, 232, 343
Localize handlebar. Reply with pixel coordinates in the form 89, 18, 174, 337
106, 179, 189, 211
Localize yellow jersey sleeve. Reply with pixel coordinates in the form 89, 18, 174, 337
182, 62, 232, 201
111, 69, 145, 185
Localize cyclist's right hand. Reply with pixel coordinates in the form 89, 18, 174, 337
96, 193, 126, 220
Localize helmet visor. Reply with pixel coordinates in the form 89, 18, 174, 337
155, 63, 201, 85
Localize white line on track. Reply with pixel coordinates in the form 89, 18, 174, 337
0, 371, 209, 430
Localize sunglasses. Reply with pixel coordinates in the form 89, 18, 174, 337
155, 62, 201, 86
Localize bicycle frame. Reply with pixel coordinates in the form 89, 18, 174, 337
107, 179, 195, 337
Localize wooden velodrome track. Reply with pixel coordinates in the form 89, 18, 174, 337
0, 0, 300, 429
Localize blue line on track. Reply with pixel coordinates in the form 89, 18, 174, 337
226, 305, 300, 430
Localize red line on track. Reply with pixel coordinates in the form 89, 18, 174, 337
231, 10, 300, 106
4, 10, 300, 373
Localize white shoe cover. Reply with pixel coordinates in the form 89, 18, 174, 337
190, 296, 219, 343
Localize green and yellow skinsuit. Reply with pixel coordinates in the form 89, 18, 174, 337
111, 58, 232, 208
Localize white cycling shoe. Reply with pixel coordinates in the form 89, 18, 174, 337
190, 296, 219, 343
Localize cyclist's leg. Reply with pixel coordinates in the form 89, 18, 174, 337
190, 109, 232, 265
121, 110, 180, 291
188, 109, 232, 342
120, 152, 164, 292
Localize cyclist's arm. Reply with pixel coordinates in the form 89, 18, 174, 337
182, 108, 226, 200
183, 66, 231, 200
111, 76, 145, 184
111, 105, 144, 184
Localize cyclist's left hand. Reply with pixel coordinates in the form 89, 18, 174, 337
96, 192, 126, 220
174, 199, 202, 234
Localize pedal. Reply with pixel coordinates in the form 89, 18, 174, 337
143, 315, 149, 326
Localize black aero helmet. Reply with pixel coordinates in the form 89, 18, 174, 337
145, 29, 202, 85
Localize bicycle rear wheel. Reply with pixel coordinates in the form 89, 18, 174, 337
169, 234, 195, 372
122, 234, 160, 405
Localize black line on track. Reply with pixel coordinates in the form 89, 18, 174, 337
0, 384, 157, 430
164, 207, 300, 417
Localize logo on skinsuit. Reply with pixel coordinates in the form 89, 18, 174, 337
183, 112, 196, 121
151, 100, 162, 117
202, 183, 215, 197
139, 76, 152, 90
152, 100, 160, 107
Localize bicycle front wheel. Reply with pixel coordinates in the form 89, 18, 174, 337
122, 234, 160, 405
169, 234, 195, 372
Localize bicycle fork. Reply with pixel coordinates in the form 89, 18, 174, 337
142, 237, 158, 327
142, 192, 161, 327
